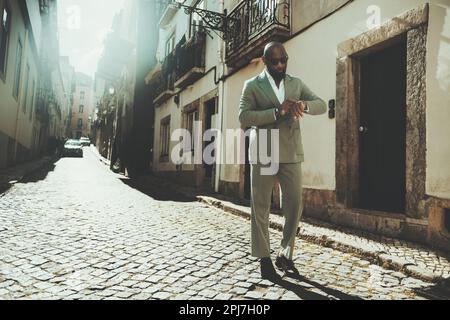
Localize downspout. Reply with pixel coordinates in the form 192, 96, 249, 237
215, 0, 226, 193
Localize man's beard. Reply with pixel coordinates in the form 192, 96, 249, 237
271, 71, 286, 82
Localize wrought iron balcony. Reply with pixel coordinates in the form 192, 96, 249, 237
152, 29, 206, 105
226, 0, 290, 68
153, 52, 176, 106
175, 29, 206, 89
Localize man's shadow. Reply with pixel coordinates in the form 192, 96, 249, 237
267, 271, 363, 300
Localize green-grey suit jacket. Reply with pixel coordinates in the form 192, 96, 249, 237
239, 71, 327, 164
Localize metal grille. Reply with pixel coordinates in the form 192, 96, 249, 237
226, 0, 290, 59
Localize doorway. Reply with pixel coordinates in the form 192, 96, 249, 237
203, 97, 217, 190
244, 134, 251, 200
358, 39, 407, 213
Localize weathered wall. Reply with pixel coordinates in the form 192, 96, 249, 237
426, 3, 450, 199
0, 0, 41, 167
291, 0, 353, 34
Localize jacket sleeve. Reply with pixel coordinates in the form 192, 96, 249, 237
300, 80, 327, 116
239, 81, 277, 128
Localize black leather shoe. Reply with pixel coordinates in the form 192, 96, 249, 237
260, 258, 281, 281
275, 255, 299, 274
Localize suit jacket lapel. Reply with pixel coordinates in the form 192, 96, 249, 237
284, 74, 295, 101
257, 71, 281, 108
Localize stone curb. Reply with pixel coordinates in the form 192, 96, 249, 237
0, 156, 57, 196
91, 150, 448, 285
90, 145, 111, 167
196, 195, 448, 285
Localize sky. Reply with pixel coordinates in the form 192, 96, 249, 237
57, 0, 127, 80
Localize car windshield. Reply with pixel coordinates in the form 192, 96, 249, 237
65, 140, 81, 146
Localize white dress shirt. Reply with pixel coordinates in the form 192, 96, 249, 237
265, 69, 285, 104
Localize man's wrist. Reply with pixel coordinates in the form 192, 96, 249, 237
299, 101, 309, 113
304, 103, 309, 113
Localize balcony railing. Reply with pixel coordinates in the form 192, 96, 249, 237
175, 28, 206, 88
153, 53, 176, 105
226, 0, 290, 68
152, 29, 206, 105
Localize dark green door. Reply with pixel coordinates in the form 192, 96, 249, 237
359, 39, 407, 213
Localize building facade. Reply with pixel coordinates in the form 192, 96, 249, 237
94, 2, 138, 163
148, 0, 450, 251
59, 56, 76, 138
0, 0, 67, 168
95, 0, 162, 176
70, 72, 93, 139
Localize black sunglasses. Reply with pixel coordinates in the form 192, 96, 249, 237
267, 56, 289, 66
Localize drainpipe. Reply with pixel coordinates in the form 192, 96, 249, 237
214, 0, 226, 193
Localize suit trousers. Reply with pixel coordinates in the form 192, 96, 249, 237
251, 162, 303, 260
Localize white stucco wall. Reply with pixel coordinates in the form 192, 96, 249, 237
0, 0, 40, 151
153, 0, 221, 173
221, 0, 450, 197
426, 3, 450, 199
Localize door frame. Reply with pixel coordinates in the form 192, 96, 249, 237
335, 4, 428, 219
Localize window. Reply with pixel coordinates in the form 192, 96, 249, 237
190, 0, 205, 37
80, 91, 85, 100
79, 105, 84, 113
160, 116, 171, 159
22, 63, 30, 113
185, 110, 198, 151
0, 3, 11, 76
13, 39, 22, 99
165, 32, 175, 57
29, 79, 35, 121
77, 118, 83, 129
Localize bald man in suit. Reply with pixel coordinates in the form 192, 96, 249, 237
239, 42, 327, 280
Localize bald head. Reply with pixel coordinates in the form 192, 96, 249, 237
263, 42, 287, 59
263, 42, 288, 82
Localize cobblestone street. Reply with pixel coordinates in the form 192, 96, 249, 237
0, 148, 447, 300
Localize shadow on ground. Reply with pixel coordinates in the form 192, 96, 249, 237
0, 183, 11, 194
120, 178, 197, 203
413, 280, 450, 300
266, 272, 363, 300
0, 158, 59, 194
20, 163, 57, 183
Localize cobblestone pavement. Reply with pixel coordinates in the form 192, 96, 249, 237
298, 220, 450, 278
0, 148, 448, 300
176, 189, 450, 282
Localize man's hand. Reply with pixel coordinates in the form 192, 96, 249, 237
290, 101, 306, 120
279, 98, 297, 116
279, 99, 306, 120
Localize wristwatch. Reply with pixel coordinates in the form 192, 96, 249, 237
274, 108, 280, 120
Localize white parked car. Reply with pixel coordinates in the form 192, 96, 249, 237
63, 140, 83, 157
79, 137, 91, 146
